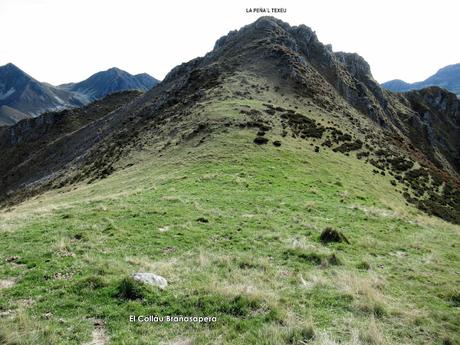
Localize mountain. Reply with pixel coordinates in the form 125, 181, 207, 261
0, 64, 159, 126
1, 17, 459, 345
2, 15, 459, 226
0, 63, 84, 122
59, 67, 159, 102
133, 72, 159, 89
382, 63, 460, 96
0, 105, 31, 126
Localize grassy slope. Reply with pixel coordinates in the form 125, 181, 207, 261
1, 76, 459, 345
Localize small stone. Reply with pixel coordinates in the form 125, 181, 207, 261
43, 312, 53, 319
94, 319, 105, 327
162, 247, 176, 254
0, 309, 13, 318
132, 273, 167, 289
5, 256, 20, 262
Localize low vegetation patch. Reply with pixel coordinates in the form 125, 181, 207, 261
319, 227, 350, 244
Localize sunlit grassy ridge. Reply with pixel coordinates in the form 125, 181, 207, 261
1, 81, 459, 345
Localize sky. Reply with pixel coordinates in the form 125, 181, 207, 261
0, 0, 459, 85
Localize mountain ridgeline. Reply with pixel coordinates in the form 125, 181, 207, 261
0, 64, 158, 126
59, 67, 158, 103
382, 63, 460, 96
0, 63, 84, 122
1, 16, 459, 224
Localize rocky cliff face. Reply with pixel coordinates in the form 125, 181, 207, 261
402, 87, 460, 173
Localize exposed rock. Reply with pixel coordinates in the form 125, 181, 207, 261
132, 272, 168, 289
158, 226, 170, 232
5, 255, 20, 262
0, 309, 13, 318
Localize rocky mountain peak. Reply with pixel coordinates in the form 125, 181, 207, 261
335, 52, 372, 79
0, 63, 32, 81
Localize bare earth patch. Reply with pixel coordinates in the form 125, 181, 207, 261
0, 278, 16, 289
84, 319, 108, 345
165, 339, 193, 345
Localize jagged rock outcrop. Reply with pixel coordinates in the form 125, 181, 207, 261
401, 87, 460, 173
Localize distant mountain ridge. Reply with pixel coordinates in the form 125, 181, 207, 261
0, 63, 84, 122
0, 64, 159, 126
382, 63, 460, 96
59, 67, 158, 103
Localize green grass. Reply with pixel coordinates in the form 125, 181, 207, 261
1, 79, 459, 344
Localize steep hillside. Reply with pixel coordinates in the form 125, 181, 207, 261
383, 63, 460, 96
59, 68, 159, 102
0, 17, 459, 345
0, 90, 141, 202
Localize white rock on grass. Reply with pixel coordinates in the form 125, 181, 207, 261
158, 226, 170, 232
132, 273, 168, 289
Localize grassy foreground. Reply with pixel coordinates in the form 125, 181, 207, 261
1, 97, 460, 345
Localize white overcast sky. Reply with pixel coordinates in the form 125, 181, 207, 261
0, 0, 458, 85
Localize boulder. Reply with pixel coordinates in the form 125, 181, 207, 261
132, 273, 168, 289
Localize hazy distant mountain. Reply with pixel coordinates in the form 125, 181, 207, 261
382, 63, 460, 96
0, 105, 31, 126
0, 63, 83, 125
59, 67, 159, 102
0, 64, 159, 126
